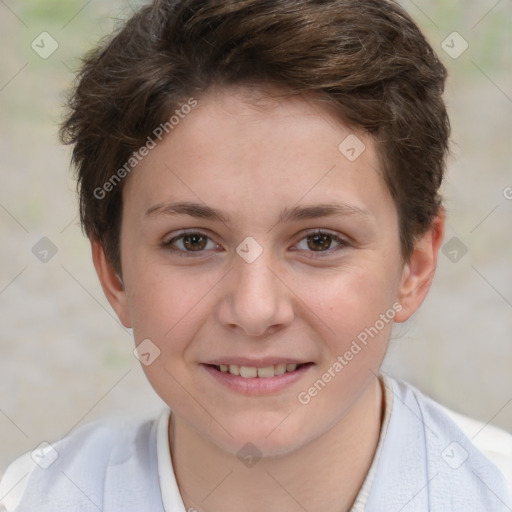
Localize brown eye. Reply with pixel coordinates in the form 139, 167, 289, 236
306, 233, 334, 251
181, 233, 208, 251
294, 230, 348, 257
163, 231, 218, 257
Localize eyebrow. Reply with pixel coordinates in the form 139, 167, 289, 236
144, 201, 370, 224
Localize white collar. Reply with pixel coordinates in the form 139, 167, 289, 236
155, 373, 392, 511
156, 407, 187, 512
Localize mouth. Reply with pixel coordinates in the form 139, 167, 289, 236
205, 362, 312, 378
201, 361, 314, 395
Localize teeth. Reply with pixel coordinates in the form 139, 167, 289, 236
240, 366, 258, 378
257, 366, 274, 378
217, 363, 301, 378
274, 363, 287, 375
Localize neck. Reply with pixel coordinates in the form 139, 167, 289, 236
169, 376, 384, 512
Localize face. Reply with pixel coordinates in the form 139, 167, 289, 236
94, 86, 441, 457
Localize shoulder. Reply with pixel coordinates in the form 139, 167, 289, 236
0, 411, 166, 512
440, 405, 512, 488
390, 374, 512, 482
378, 373, 512, 510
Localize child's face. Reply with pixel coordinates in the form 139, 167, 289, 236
96, 87, 437, 456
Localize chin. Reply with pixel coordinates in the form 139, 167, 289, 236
211, 418, 313, 459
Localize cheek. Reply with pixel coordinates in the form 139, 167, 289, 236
299, 260, 401, 338
123, 257, 217, 349
124, 263, 213, 404
292, 266, 397, 419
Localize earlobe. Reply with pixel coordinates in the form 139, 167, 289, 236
394, 211, 445, 323
91, 240, 132, 328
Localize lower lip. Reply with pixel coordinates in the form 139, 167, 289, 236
201, 363, 314, 395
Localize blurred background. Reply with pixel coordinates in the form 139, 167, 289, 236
0, 0, 511, 474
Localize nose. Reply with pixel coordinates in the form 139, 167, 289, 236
216, 249, 295, 337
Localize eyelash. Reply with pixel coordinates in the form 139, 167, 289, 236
162, 229, 349, 259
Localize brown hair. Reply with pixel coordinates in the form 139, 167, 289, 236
60, 0, 450, 274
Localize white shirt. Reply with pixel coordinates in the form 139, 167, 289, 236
1, 372, 511, 511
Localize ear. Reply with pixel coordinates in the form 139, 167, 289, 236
394, 211, 445, 323
91, 239, 132, 328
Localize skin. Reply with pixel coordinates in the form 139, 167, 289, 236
93, 86, 444, 512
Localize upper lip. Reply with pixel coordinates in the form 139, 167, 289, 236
203, 357, 312, 367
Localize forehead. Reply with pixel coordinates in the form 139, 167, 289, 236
122, 87, 395, 227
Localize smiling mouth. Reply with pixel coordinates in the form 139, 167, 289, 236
206, 362, 312, 378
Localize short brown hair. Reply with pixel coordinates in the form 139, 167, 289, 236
61, 0, 450, 274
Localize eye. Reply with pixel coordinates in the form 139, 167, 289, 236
293, 230, 349, 257
163, 229, 349, 258
162, 230, 220, 257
